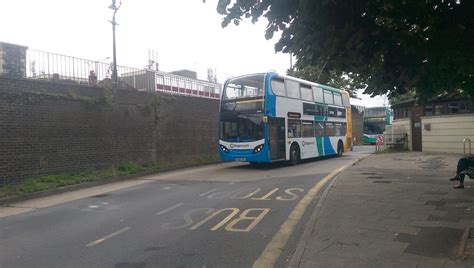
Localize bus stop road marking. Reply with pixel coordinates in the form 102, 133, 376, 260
86, 227, 131, 247
252, 163, 353, 268
156, 203, 184, 215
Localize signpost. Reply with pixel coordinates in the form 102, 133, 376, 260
376, 135, 384, 153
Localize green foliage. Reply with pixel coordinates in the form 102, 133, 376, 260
117, 163, 146, 174
217, 0, 474, 100
0, 155, 220, 200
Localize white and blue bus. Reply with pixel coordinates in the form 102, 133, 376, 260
218, 72, 352, 165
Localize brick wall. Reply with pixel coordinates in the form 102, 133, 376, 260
0, 76, 219, 183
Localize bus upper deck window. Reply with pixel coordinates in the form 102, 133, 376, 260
324, 90, 334, 105
313, 87, 324, 103
271, 78, 286, 96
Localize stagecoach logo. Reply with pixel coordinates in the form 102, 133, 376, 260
302, 140, 315, 147
230, 143, 250, 149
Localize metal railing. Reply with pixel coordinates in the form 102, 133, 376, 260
1, 46, 221, 99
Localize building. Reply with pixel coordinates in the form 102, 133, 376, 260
0, 42, 28, 77
391, 96, 474, 153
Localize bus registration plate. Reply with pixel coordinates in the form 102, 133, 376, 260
235, 157, 246, 162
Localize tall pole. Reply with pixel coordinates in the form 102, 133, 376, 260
109, 0, 121, 92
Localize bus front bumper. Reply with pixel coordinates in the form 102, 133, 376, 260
219, 148, 272, 163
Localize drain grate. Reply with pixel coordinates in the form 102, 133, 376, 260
373, 180, 392, 183
361, 172, 377, 175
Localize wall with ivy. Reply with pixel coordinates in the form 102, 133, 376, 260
0, 76, 219, 183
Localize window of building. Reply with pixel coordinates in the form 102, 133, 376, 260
313, 87, 324, 103
424, 105, 433, 116
270, 77, 286, 96
302, 121, 315, 137
288, 119, 301, 138
434, 104, 444, 115
460, 102, 471, 113
324, 90, 334, 105
448, 103, 459, 114
301, 84, 313, 101
315, 122, 324, 136
286, 80, 301, 99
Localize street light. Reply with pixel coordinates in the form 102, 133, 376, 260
109, 0, 121, 91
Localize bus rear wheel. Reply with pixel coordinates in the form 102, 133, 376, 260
337, 141, 344, 156
289, 145, 300, 166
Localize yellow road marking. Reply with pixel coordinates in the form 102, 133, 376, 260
251, 188, 279, 201
86, 227, 131, 247
156, 203, 184, 215
252, 165, 349, 268
199, 189, 217, 197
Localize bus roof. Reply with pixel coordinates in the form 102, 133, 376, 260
268, 72, 344, 94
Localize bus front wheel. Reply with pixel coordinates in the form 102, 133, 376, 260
337, 141, 344, 157
289, 145, 300, 166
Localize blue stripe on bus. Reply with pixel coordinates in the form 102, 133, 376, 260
323, 136, 336, 155
264, 72, 278, 117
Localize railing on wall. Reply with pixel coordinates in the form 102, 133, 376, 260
1, 45, 221, 99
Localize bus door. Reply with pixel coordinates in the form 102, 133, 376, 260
269, 117, 286, 160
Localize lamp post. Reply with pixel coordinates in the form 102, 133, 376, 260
109, 0, 121, 91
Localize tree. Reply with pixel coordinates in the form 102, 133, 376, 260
216, 0, 474, 100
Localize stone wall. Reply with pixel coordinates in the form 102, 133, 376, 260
0, 76, 219, 183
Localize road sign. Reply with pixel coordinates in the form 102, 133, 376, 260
376, 135, 384, 146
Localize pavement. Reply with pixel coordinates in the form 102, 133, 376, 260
294, 151, 474, 268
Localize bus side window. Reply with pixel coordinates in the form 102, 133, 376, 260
325, 122, 335, 136
288, 119, 301, 138
313, 86, 324, 103
324, 90, 334, 105
334, 92, 342, 106
302, 121, 315, 137
315, 122, 324, 136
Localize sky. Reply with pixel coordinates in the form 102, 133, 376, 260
0, 0, 386, 107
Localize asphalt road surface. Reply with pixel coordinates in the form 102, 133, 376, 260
0, 146, 373, 268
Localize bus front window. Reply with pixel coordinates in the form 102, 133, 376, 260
223, 75, 265, 100
220, 114, 264, 142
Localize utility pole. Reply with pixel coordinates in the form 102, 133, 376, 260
109, 0, 121, 92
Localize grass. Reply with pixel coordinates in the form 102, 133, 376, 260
0, 155, 220, 200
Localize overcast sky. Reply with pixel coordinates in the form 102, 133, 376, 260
0, 0, 386, 107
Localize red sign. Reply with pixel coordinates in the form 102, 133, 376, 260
376, 135, 384, 146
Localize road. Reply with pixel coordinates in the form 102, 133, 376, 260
0, 147, 372, 267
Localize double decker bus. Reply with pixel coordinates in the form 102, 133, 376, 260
363, 107, 392, 144
218, 72, 352, 165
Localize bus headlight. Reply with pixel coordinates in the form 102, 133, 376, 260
220, 145, 229, 153
253, 144, 264, 154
